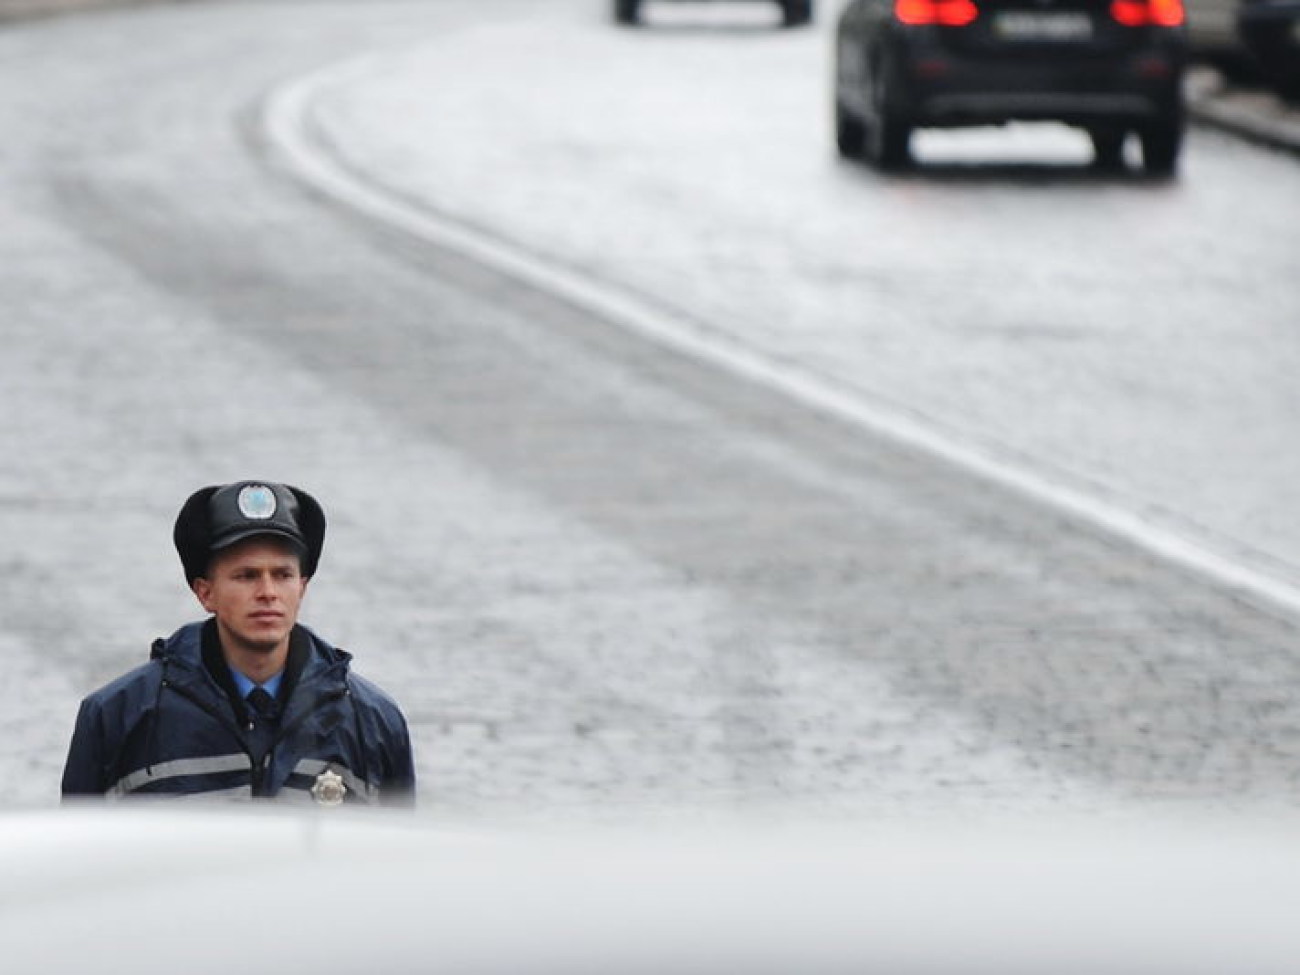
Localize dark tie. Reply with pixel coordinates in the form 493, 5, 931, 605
246, 687, 280, 723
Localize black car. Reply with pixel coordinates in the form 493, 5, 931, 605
1238, 0, 1300, 99
834, 0, 1188, 172
614, 0, 814, 27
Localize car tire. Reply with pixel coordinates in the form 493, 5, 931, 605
873, 115, 911, 170
782, 0, 814, 26
614, 0, 640, 25
1088, 129, 1126, 170
867, 70, 911, 170
835, 100, 867, 159
1138, 119, 1181, 176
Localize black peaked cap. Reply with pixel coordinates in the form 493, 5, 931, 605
173, 480, 326, 583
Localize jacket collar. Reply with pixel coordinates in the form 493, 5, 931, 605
153, 620, 351, 707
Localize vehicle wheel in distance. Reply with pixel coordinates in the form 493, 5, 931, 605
1138, 119, 1181, 176
1088, 129, 1126, 170
868, 108, 911, 170
835, 100, 867, 159
868, 66, 912, 170
614, 0, 640, 25
869, 114, 911, 170
782, 0, 814, 26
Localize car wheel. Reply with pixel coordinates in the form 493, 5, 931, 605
614, 0, 640, 25
1088, 129, 1126, 170
874, 115, 911, 170
1138, 119, 1181, 176
782, 0, 814, 26
867, 76, 911, 170
835, 100, 867, 159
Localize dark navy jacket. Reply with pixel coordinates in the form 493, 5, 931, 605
61, 621, 415, 805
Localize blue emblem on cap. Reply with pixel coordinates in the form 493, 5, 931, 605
237, 484, 277, 520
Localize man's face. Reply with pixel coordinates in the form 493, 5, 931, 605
191, 538, 308, 656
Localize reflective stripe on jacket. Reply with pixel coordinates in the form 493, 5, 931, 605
61, 621, 415, 805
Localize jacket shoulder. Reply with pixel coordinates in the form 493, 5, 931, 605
346, 671, 408, 722
78, 623, 204, 711
80, 658, 164, 710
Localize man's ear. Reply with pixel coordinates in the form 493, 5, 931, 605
191, 577, 214, 612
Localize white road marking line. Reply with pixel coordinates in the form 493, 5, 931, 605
262, 53, 1300, 622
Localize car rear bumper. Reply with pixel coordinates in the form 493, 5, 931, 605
887, 30, 1186, 126
918, 85, 1179, 125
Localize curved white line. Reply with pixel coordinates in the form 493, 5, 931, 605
262, 53, 1300, 621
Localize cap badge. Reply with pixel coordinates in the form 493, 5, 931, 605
311, 768, 347, 807
237, 484, 277, 520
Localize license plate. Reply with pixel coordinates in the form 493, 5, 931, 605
993, 11, 1094, 40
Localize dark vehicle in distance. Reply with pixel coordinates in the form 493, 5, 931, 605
1238, 0, 1300, 97
614, 0, 814, 27
834, 0, 1188, 173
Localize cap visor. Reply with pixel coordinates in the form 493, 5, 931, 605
209, 528, 308, 555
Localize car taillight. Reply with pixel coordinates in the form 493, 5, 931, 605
894, 0, 980, 26
1110, 0, 1184, 26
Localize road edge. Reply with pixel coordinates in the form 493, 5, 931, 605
260, 50, 1300, 625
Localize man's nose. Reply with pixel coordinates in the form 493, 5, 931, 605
253, 574, 277, 597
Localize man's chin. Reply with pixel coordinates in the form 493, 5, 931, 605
238, 628, 287, 654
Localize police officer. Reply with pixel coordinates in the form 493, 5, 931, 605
61, 480, 415, 805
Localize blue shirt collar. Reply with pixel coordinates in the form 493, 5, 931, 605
228, 665, 284, 701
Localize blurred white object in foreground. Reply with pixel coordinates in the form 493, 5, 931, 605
2, 806, 1299, 975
